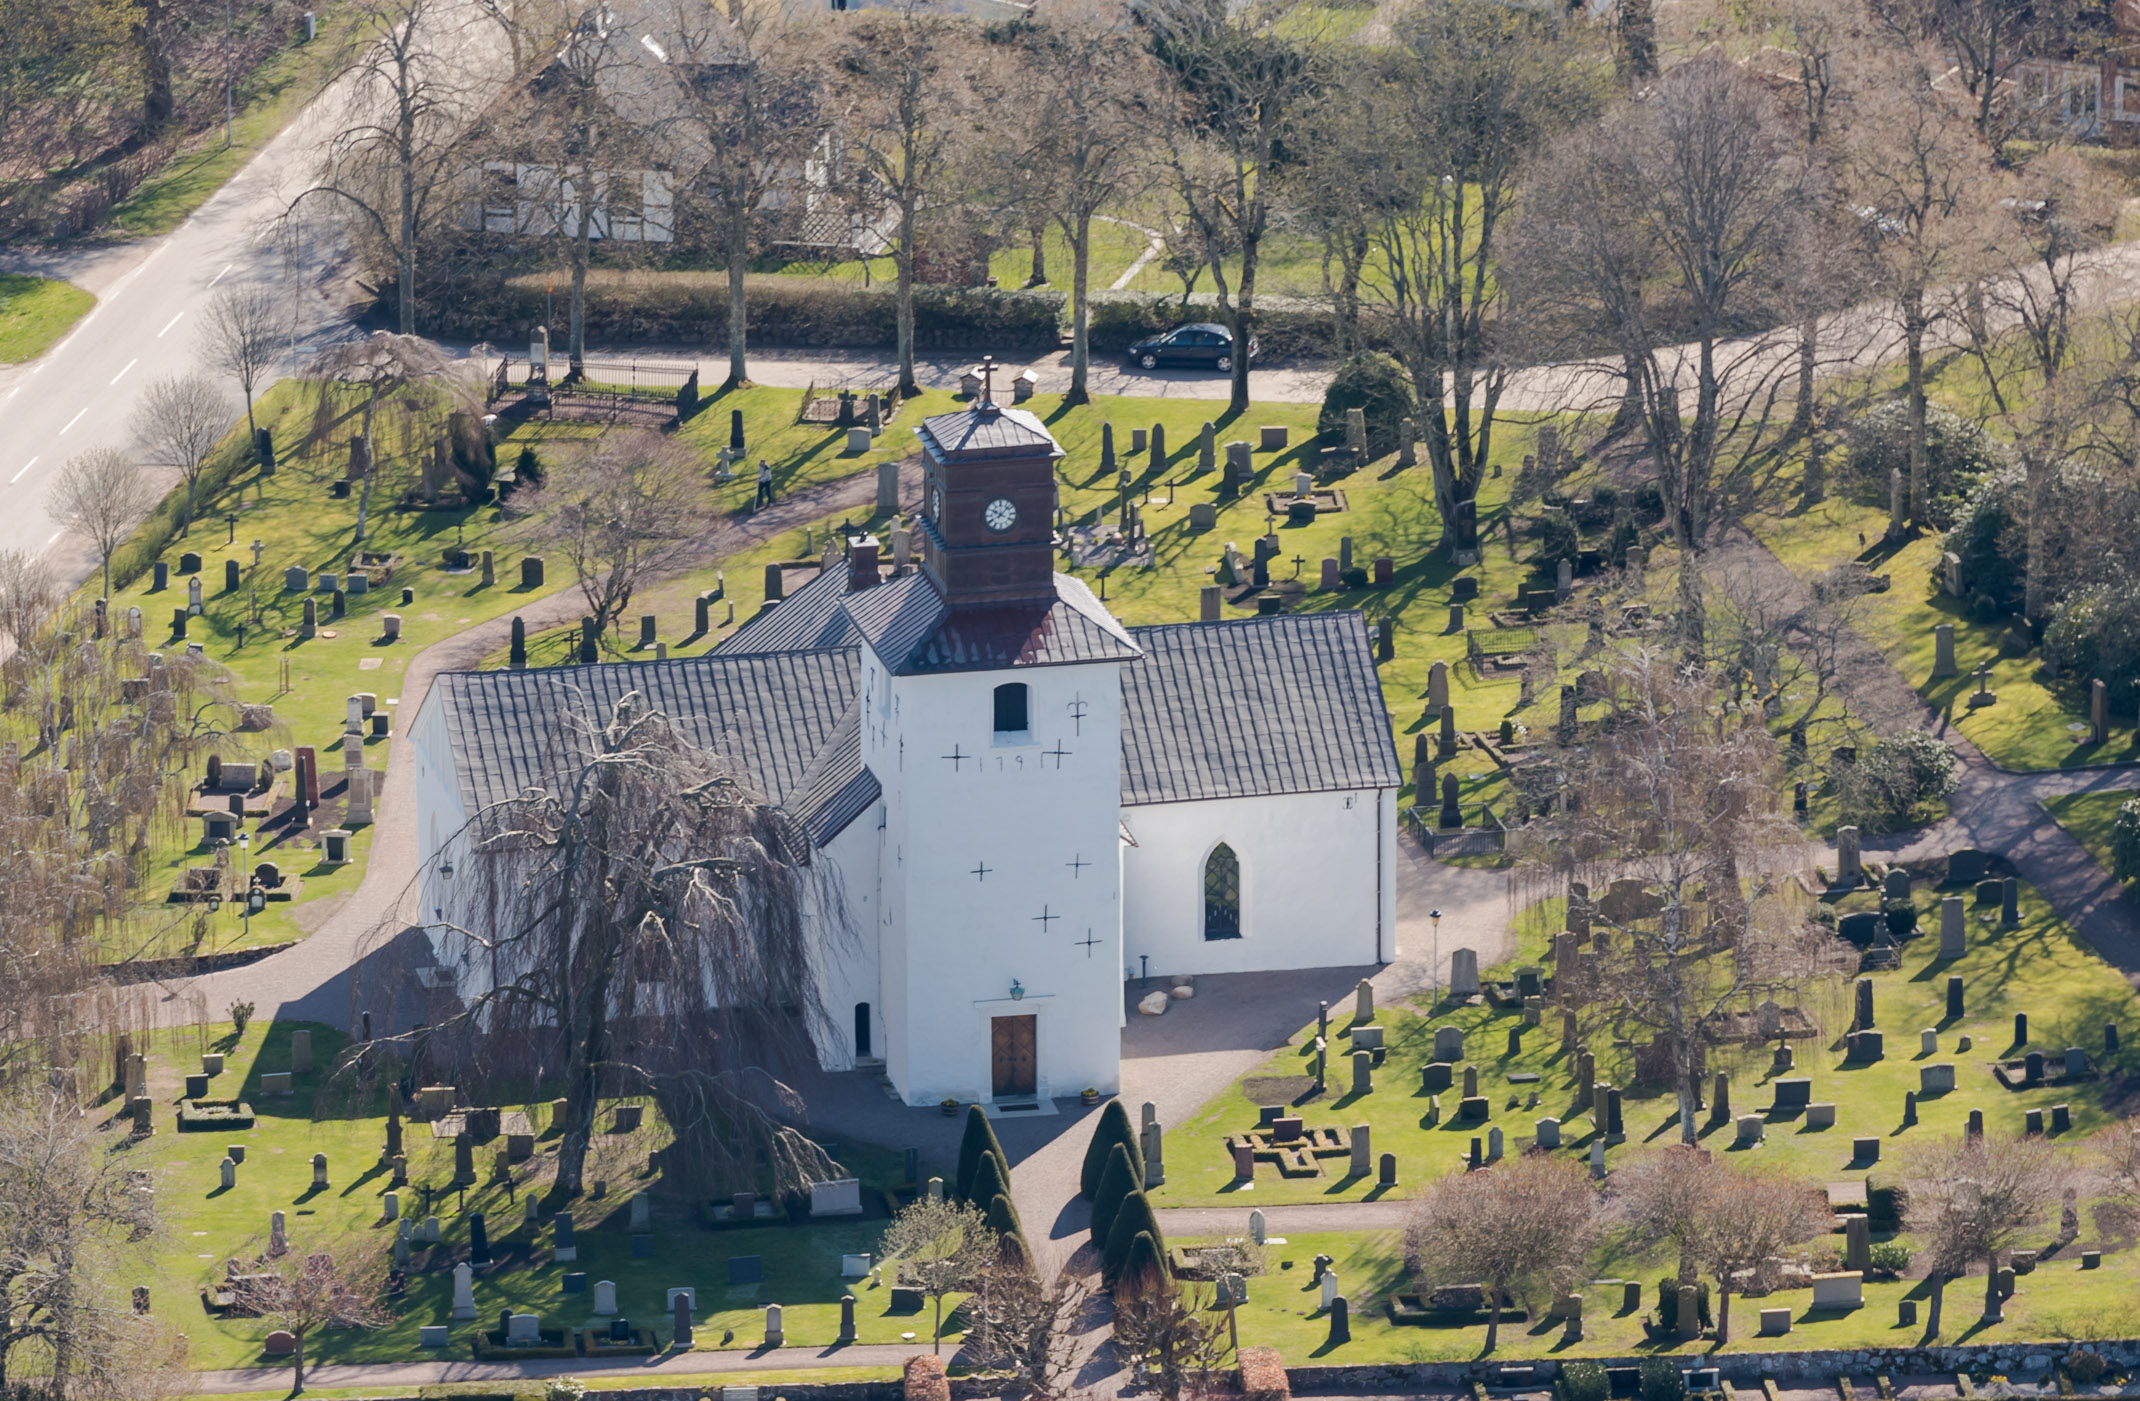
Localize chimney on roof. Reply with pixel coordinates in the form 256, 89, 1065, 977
848, 535, 881, 591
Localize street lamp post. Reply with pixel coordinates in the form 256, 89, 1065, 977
1429, 908, 1442, 1008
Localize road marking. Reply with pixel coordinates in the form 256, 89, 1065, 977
158, 313, 185, 337
60, 408, 86, 434
10, 457, 37, 484
44, 530, 59, 545
207, 263, 234, 289
110, 358, 138, 385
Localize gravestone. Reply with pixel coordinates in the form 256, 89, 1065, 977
311, 1153, 328, 1188
593, 1280, 617, 1315
1432, 1026, 1465, 1062
1735, 1115, 1764, 1147
1921, 1064, 1957, 1094
1421, 1062, 1452, 1094
764, 1302, 784, 1347
1486, 1127, 1504, 1161
507, 1313, 540, 1346
1355, 978, 1374, 1023
1351, 1051, 1372, 1094
2092, 678, 2110, 745
839, 1294, 858, 1343
1836, 826, 1861, 884
1450, 948, 1480, 997
1933, 624, 1957, 678
2002, 877, 2019, 928
219, 1157, 235, 1190
1948, 975, 1965, 1019
553, 1212, 576, 1261
1775, 1078, 1813, 1108
1941, 897, 1966, 958
452, 1262, 476, 1318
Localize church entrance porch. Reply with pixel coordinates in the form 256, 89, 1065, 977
991, 1014, 1037, 1098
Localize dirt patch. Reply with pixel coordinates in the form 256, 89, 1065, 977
1241, 1075, 1314, 1107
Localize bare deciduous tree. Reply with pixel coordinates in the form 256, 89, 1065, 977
1839, 44, 1997, 523
409, 692, 845, 1201
1520, 655, 1853, 1143
49, 448, 156, 602
200, 283, 287, 443
291, 0, 485, 334
879, 1197, 996, 1357
1148, 0, 1319, 416
1357, 0, 1597, 550
234, 1247, 393, 1396
1403, 1153, 1597, 1353
666, 5, 828, 391
1509, 57, 1828, 659
0, 1082, 173, 1398
1901, 1132, 2076, 1335
1618, 1146, 1830, 1343
527, 429, 715, 640
1110, 1279, 1235, 1401
968, 1260, 1089, 1399
997, 4, 1156, 404
130, 373, 234, 538
834, 0, 976, 399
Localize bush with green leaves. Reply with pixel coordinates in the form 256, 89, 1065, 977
1882, 897, 1919, 938
1536, 511, 1579, 568
1561, 1361, 1610, 1401
1833, 730, 1961, 833
1943, 467, 2025, 616
1640, 1355, 1687, 1401
1843, 398, 2010, 524
1867, 1241, 1912, 1276
2043, 580, 2140, 709
2112, 798, 2140, 884
1317, 353, 1415, 459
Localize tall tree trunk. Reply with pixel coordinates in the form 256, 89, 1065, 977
1904, 284, 1928, 524
1229, 229, 1259, 417
289, 1334, 306, 1397
896, 195, 919, 398
1484, 1294, 1501, 1353
570, 195, 592, 376
1028, 220, 1046, 286
1793, 311, 1817, 439
1068, 215, 1092, 405
398, 107, 418, 335
138, 0, 174, 132
354, 392, 380, 544
725, 208, 750, 389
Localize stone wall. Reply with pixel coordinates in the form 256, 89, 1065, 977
1287, 1339, 2140, 1392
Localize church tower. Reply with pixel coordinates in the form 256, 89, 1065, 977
860, 366, 1140, 1108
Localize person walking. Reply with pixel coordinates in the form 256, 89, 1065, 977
755, 458, 775, 509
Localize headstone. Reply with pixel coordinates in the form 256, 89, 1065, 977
1249, 1209, 1267, 1245
1836, 826, 1861, 884
593, 1279, 619, 1315
2002, 877, 2019, 928
311, 1153, 328, 1188
452, 1262, 476, 1318
1354, 978, 1374, 1023
1933, 624, 1957, 678
764, 1301, 784, 1347
1590, 1137, 1606, 1177
1940, 897, 1965, 958
1536, 1116, 1561, 1149
1920, 1063, 1956, 1094
270, 1210, 287, 1252
1320, 1268, 1340, 1311
553, 1212, 576, 1261
1450, 948, 1480, 997
1432, 1026, 1465, 1062
1904, 1091, 1918, 1126
1351, 1050, 1372, 1095
1947, 974, 1965, 1019
1735, 1114, 1764, 1147
2092, 678, 2110, 745
839, 1293, 858, 1343
219, 1157, 235, 1189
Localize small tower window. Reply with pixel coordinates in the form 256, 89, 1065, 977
1204, 843, 1241, 940
993, 682, 1029, 735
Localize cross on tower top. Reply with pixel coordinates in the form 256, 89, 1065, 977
975, 355, 1001, 415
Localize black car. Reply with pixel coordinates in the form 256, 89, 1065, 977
1125, 323, 1257, 373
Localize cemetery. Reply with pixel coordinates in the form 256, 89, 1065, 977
1155, 865, 2140, 1359
125, 1017, 969, 1370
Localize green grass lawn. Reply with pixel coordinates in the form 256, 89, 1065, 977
1155, 873, 2140, 1212
128, 1022, 954, 1370
1748, 493, 2140, 772
2043, 789, 2139, 887
1208, 1225, 2140, 1362
0, 274, 95, 363
108, 11, 355, 237
1168, 873, 2140, 1358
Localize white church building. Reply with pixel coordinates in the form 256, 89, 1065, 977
408, 396, 1401, 1108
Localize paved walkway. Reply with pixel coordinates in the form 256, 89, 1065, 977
191, 1341, 948, 1396
1702, 524, 2140, 981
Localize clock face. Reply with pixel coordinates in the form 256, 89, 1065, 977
930, 486, 942, 521
983, 497, 1018, 533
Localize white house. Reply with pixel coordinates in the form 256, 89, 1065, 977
408, 395, 1400, 1108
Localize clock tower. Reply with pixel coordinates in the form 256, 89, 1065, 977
914, 365, 1061, 608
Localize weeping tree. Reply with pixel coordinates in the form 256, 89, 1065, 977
303, 332, 462, 545
409, 691, 847, 1201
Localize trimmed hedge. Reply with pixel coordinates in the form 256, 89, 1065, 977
177, 1099, 255, 1131
1086, 291, 1372, 360
412, 271, 1065, 352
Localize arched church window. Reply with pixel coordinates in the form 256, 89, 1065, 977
993, 682, 1029, 734
1204, 843, 1241, 940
